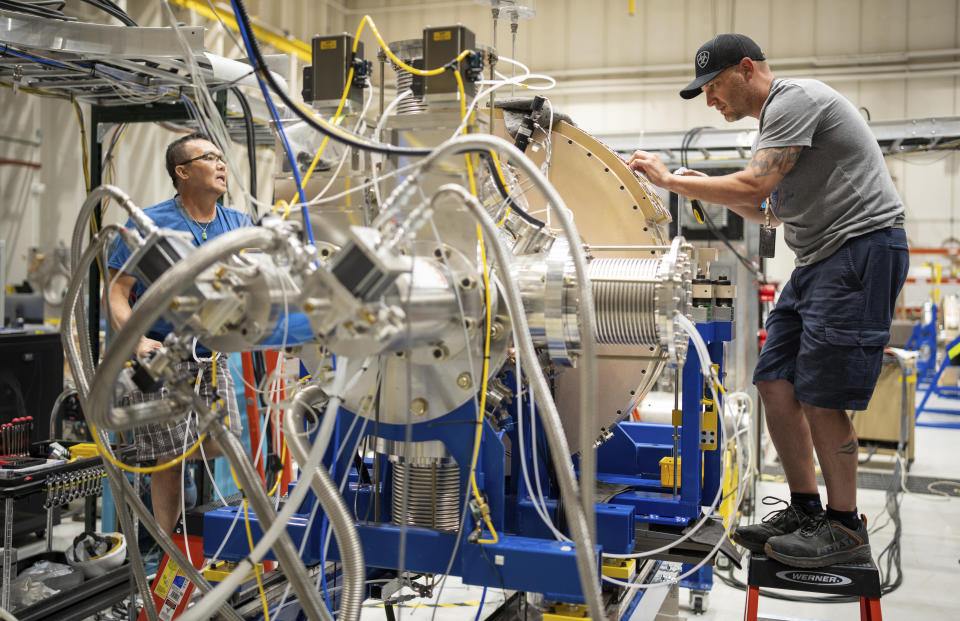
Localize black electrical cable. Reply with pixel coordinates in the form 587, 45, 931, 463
679, 126, 768, 284
78, 0, 137, 26
677, 125, 710, 233
718, 352, 909, 604
230, 87, 258, 200
230, 0, 433, 158
479, 152, 545, 228
24, 0, 65, 8
0, 0, 73, 19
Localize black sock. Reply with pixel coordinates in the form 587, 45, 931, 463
790, 492, 823, 515
826, 506, 861, 530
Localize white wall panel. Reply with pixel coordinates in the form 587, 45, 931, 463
813, 0, 858, 56
643, 1, 685, 65
771, 0, 816, 58
732, 0, 772, 43
5, 0, 960, 288
862, 0, 908, 53
907, 0, 958, 50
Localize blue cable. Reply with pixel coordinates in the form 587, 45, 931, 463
1, 47, 159, 95
475, 586, 488, 621
1, 46, 69, 68
178, 94, 208, 136
228, 0, 315, 245
319, 516, 334, 611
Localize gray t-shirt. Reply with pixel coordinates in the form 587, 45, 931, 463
755, 78, 904, 266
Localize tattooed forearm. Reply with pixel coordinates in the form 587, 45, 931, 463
836, 439, 859, 455
747, 146, 802, 179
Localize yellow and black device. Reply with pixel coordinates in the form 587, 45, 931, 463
700, 364, 720, 451
306, 34, 365, 110
690, 198, 706, 224
422, 25, 476, 100
543, 602, 590, 621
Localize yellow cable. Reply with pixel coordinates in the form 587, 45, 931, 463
286, 14, 473, 210
72, 100, 90, 193
0, 80, 71, 99
354, 15, 472, 78
454, 71, 478, 197
452, 67, 498, 545
242, 497, 271, 621
170, 0, 310, 62
470, 227, 498, 545
287, 80, 351, 204
266, 439, 286, 497
88, 353, 225, 474
89, 422, 206, 474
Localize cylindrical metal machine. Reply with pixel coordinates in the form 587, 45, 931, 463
513, 237, 693, 366
391, 458, 462, 531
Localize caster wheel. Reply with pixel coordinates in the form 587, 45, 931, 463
688, 590, 709, 614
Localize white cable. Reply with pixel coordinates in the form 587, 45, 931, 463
0, 606, 20, 621
513, 327, 569, 541
527, 363, 567, 538
421, 216, 489, 616
370, 88, 413, 208
179, 357, 355, 621
450, 74, 552, 138
603, 314, 751, 588
603, 313, 748, 561
198, 281, 301, 574
302, 159, 422, 209
307, 78, 376, 204
207, 405, 273, 564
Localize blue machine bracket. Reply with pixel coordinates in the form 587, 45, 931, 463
596, 321, 732, 525
202, 321, 734, 610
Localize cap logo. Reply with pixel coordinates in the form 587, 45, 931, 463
696, 50, 710, 69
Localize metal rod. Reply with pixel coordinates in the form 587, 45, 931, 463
373, 449, 381, 521
210, 424, 332, 621
489, 9, 498, 134
45, 506, 53, 552
2, 497, 13, 610
673, 371, 680, 500
378, 50, 386, 119
586, 245, 670, 252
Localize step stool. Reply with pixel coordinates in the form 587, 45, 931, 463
743, 554, 882, 621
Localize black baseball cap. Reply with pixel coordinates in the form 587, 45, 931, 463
680, 34, 765, 99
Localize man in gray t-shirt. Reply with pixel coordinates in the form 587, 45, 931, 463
628, 34, 908, 569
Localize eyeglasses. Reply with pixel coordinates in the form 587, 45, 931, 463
177, 151, 225, 166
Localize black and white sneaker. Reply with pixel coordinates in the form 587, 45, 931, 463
765, 513, 871, 568
733, 497, 823, 554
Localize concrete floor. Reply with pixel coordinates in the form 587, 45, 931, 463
352, 424, 960, 621
25, 406, 960, 621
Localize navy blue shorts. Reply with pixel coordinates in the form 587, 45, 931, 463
753, 227, 909, 411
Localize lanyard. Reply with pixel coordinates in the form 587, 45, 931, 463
175, 196, 219, 246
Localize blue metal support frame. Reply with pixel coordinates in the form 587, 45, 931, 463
678, 563, 713, 591
907, 305, 960, 427
596, 321, 731, 525
202, 320, 733, 611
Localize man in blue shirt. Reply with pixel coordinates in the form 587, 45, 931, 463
107, 132, 252, 536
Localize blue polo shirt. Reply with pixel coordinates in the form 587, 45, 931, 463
108, 197, 253, 353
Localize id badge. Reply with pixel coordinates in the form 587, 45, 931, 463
758, 225, 776, 258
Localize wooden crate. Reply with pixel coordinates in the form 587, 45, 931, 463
852, 358, 916, 461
